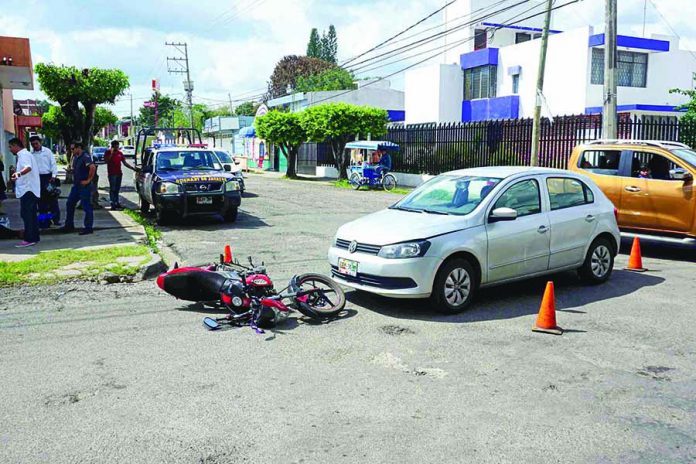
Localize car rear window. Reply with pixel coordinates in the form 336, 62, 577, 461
578, 150, 621, 176
546, 177, 594, 210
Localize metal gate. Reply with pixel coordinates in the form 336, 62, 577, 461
297, 143, 317, 176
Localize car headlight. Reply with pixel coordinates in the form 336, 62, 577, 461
159, 182, 181, 194
378, 241, 431, 259
225, 180, 240, 191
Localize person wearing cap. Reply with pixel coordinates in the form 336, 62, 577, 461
60, 141, 96, 235
8, 137, 41, 247
29, 135, 61, 226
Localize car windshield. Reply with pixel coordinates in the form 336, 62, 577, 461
93, 147, 106, 153
215, 151, 233, 163
155, 150, 222, 172
671, 148, 696, 169
393, 175, 502, 215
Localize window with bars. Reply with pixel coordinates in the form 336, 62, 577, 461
591, 48, 648, 87
464, 65, 497, 100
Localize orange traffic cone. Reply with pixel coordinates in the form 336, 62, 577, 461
625, 237, 647, 272
223, 244, 233, 264
532, 281, 563, 335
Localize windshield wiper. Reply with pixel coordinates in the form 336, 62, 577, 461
389, 205, 421, 213
422, 208, 450, 215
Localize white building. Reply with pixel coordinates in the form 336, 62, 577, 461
266, 79, 405, 122
405, 19, 696, 124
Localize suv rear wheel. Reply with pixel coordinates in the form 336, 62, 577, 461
578, 237, 614, 284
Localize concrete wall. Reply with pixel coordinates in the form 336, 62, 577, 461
315, 165, 433, 188
306, 87, 404, 111
405, 64, 462, 124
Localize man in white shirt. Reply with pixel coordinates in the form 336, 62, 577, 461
29, 135, 61, 227
9, 137, 41, 247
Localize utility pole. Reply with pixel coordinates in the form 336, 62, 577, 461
530, 0, 554, 167
228, 93, 234, 115
166, 42, 194, 128
129, 92, 134, 143
603, 0, 618, 139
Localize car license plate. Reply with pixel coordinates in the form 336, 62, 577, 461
337, 258, 358, 277
196, 197, 213, 205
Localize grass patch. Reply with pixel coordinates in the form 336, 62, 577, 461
0, 245, 150, 287
332, 179, 412, 195
122, 209, 161, 253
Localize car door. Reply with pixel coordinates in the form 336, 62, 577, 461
545, 176, 599, 269
620, 150, 695, 233
574, 148, 623, 208
485, 178, 550, 282
143, 152, 155, 204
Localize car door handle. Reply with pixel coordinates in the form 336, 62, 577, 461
537, 225, 549, 234
624, 186, 641, 192
585, 214, 595, 222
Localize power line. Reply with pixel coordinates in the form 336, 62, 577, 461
307, 0, 582, 108
166, 41, 195, 128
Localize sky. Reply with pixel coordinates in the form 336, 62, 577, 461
2, 0, 695, 118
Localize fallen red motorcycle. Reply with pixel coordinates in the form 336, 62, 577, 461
156, 252, 346, 332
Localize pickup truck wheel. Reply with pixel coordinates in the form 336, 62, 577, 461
155, 208, 172, 226
224, 207, 238, 223
139, 197, 150, 214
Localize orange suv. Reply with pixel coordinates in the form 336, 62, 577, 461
568, 140, 696, 238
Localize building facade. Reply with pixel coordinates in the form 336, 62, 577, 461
405, 22, 696, 124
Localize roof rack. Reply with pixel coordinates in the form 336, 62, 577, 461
585, 139, 689, 149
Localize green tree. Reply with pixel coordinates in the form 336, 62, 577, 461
325, 25, 338, 64
41, 105, 70, 143
255, 111, 305, 178
93, 106, 118, 136
267, 55, 336, 99
234, 101, 257, 116
671, 78, 696, 147
307, 28, 321, 59
35, 63, 129, 149
295, 67, 355, 92
138, 93, 181, 127
301, 103, 388, 179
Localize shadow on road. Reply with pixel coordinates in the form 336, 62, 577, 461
620, 236, 696, 263
346, 268, 665, 323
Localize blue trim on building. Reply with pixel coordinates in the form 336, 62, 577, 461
588, 34, 670, 52
462, 96, 520, 122
481, 22, 562, 34
387, 110, 405, 122
460, 48, 499, 70
585, 104, 686, 114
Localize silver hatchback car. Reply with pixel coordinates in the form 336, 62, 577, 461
328, 167, 621, 313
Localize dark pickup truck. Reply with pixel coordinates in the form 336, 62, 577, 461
135, 146, 242, 225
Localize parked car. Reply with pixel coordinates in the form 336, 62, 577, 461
328, 167, 620, 313
135, 145, 242, 225
122, 145, 136, 158
92, 146, 107, 163
213, 150, 245, 194
568, 140, 696, 239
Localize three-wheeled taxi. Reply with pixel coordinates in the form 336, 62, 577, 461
346, 141, 398, 192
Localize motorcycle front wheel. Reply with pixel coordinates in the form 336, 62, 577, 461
295, 273, 346, 318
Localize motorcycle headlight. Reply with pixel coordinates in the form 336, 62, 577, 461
378, 241, 431, 259
159, 182, 181, 194
225, 180, 240, 191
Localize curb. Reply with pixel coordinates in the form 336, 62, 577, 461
134, 252, 168, 281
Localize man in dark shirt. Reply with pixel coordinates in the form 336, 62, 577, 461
104, 140, 137, 210
60, 142, 97, 235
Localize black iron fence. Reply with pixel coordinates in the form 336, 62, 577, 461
311, 114, 695, 175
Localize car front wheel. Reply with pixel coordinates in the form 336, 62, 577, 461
431, 258, 477, 314
578, 237, 614, 284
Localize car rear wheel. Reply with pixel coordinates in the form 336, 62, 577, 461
579, 237, 614, 284
431, 258, 477, 314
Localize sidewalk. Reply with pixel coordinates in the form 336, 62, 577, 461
0, 169, 146, 263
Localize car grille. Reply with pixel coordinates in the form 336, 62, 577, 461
331, 266, 417, 290
335, 238, 381, 255
183, 182, 223, 192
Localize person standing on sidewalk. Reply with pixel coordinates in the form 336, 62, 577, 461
8, 138, 41, 247
29, 135, 61, 227
104, 140, 138, 210
61, 142, 96, 235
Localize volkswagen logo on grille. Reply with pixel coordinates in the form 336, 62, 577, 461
348, 240, 358, 253
199, 184, 208, 191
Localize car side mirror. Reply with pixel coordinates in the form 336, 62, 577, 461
489, 207, 518, 223
224, 165, 232, 172
670, 168, 693, 182
234, 159, 241, 165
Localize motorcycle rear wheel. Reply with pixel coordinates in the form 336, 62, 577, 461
295, 273, 346, 318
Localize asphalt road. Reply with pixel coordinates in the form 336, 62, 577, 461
1, 172, 695, 463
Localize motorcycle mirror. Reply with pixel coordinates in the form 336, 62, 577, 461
220, 254, 224, 264
203, 317, 221, 331
173, 262, 179, 269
